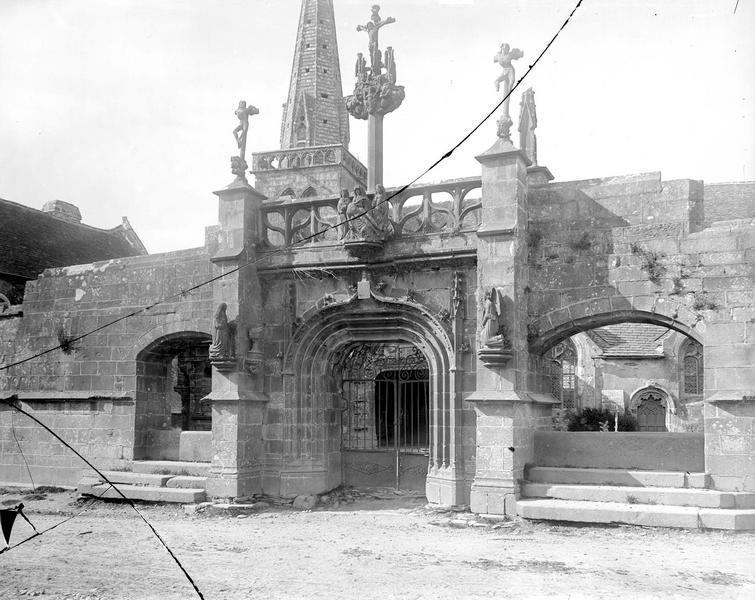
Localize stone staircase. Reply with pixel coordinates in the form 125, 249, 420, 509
517, 466, 755, 530
77, 461, 209, 504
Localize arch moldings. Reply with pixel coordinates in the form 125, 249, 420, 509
128, 319, 212, 362
629, 383, 676, 415
280, 292, 461, 494
530, 309, 703, 355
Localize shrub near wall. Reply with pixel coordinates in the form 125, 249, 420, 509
567, 407, 638, 432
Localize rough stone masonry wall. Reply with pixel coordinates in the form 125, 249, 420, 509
0, 248, 213, 486
703, 182, 755, 227
526, 172, 755, 490
526, 173, 705, 355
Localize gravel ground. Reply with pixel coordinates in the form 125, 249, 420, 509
1, 486, 754, 600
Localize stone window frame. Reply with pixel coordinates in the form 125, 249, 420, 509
679, 338, 704, 397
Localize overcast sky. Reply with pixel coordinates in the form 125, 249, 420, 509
1, 0, 753, 253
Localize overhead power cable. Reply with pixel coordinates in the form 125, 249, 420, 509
0, 396, 205, 600
0, 0, 582, 374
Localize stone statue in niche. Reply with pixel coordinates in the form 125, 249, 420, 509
479, 287, 509, 348
209, 302, 236, 360
493, 43, 523, 142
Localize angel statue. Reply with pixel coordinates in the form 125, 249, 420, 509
479, 287, 507, 348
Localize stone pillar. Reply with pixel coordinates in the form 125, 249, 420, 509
367, 114, 384, 193
468, 138, 555, 515
703, 320, 755, 492
205, 179, 269, 499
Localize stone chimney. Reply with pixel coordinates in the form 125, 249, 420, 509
42, 200, 82, 224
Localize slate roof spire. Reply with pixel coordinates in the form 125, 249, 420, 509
280, 0, 350, 150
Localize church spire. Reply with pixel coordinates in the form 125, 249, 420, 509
281, 0, 349, 150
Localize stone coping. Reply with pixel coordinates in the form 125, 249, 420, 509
707, 392, 755, 404
466, 391, 558, 404
1, 391, 134, 403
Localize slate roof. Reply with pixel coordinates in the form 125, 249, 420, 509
587, 323, 671, 357
0, 197, 147, 280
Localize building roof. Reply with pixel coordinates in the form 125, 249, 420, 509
587, 323, 671, 357
0, 197, 147, 281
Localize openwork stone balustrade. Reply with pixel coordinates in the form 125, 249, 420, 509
252, 145, 368, 184
259, 176, 482, 248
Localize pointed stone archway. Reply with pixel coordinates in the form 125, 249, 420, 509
280, 292, 466, 505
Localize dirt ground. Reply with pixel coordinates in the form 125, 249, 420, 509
1, 486, 754, 600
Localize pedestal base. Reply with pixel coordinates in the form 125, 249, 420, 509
425, 467, 470, 507
470, 477, 518, 515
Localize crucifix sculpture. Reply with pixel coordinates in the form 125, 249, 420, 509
493, 43, 523, 142
230, 100, 259, 182
346, 4, 405, 193
357, 4, 396, 72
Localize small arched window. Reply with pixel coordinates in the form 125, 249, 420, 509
279, 187, 296, 199
301, 186, 317, 198
681, 339, 704, 396
547, 339, 578, 411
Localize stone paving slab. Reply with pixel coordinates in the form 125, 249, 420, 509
164, 475, 207, 489
79, 482, 206, 504
522, 482, 755, 509
517, 498, 755, 530
526, 466, 693, 488
131, 461, 211, 477
86, 471, 172, 487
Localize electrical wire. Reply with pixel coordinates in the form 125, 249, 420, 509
0, 0, 583, 374
0, 397, 205, 600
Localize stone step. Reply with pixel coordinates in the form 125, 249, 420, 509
84, 471, 172, 487
522, 482, 755, 509
517, 498, 755, 530
526, 466, 708, 489
78, 478, 206, 504
165, 475, 207, 490
131, 460, 211, 477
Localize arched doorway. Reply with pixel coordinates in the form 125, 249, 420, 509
135, 331, 212, 460
336, 343, 430, 490
631, 387, 670, 432
280, 293, 460, 502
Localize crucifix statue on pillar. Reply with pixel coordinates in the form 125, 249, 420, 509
346, 4, 405, 193
230, 100, 259, 182
493, 43, 523, 143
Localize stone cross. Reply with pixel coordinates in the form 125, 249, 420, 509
493, 43, 523, 142
357, 4, 396, 72
233, 100, 259, 161
347, 4, 404, 193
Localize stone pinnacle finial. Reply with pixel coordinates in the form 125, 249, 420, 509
493, 42, 523, 142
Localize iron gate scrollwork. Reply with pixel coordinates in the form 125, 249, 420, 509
335, 343, 430, 490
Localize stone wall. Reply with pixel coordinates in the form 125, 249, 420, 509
0, 398, 133, 487
534, 430, 705, 472
703, 182, 755, 227
0, 247, 214, 485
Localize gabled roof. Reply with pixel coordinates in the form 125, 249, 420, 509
0, 197, 147, 280
587, 323, 671, 357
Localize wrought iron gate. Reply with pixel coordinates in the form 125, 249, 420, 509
336, 343, 429, 490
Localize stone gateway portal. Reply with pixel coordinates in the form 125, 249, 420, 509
337, 343, 429, 490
